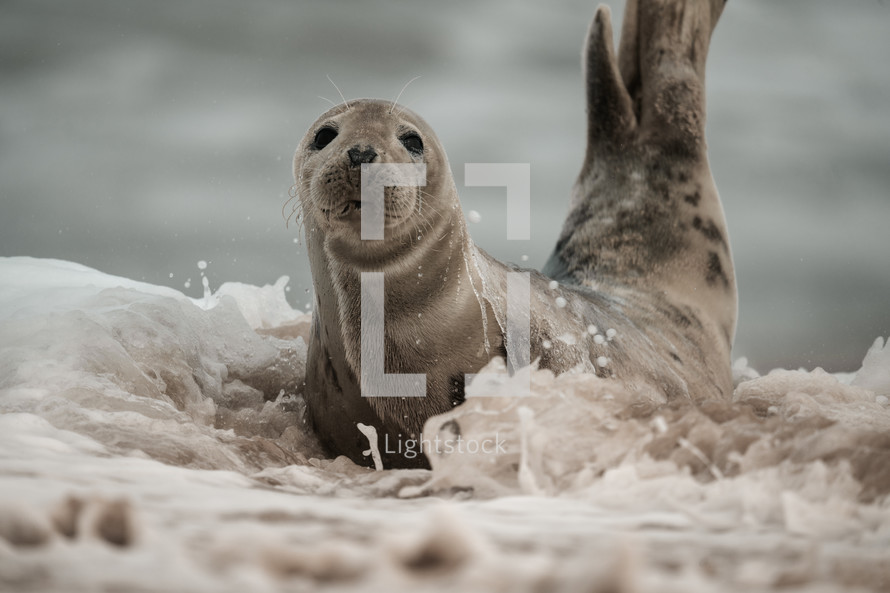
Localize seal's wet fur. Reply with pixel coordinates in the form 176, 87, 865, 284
293, 0, 736, 469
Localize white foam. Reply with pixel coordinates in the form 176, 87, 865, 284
1, 256, 889, 592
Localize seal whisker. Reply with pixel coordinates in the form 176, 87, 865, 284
416, 189, 445, 216
284, 198, 305, 239
318, 95, 338, 109
326, 75, 350, 110
390, 75, 422, 114
412, 209, 437, 237
414, 193, 446, 234
282, 184, 299, 222
287, 160, 314, 240
283, 187, 307, 242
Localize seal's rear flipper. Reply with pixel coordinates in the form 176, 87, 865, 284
578, 0, 727, 167
617, 0, 641, 119
583, 5, 636, 158
620, 0, 727, 155
546, 0, 737, 366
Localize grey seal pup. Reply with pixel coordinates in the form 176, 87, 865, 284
292, 0, 735, 469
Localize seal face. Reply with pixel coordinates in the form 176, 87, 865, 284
296, 101, 447, 267
293, 0, 737, 469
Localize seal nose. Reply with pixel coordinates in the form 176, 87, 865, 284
347, 146, 378, 167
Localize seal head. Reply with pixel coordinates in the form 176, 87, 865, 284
295, 100, 455, 268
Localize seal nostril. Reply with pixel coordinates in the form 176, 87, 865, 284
347, 146, 378, 167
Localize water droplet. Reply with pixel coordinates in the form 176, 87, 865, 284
197, 260, 208, 270
467, 210, 481, 223
606, 328, 617, 340
542, 340, 552, 350
652, 416, 668, 433
521, 255, 529, 262
555, 297, 567, 308
548, 280, 558, 290
594, 334, 605, 345
596, 356, 609, 367
587, 325, 598, 335
558, 333, 576, 345
202, 275, 212, 300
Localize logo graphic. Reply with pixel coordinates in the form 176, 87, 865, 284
360, 163, 531, 398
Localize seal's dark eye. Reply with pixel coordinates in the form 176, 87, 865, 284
400, 133, 423, 155
313, 127, 338, 150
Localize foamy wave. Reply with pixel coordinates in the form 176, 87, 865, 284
1, 257, 888, 592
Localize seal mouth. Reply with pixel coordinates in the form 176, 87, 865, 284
322, 200, 362, 219
313, 180, 418, 231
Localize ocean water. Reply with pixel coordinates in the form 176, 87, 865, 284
1, 256, 888, 592
1, 0, 889, 372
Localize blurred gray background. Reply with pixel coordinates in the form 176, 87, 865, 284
2, 0, 888, 372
